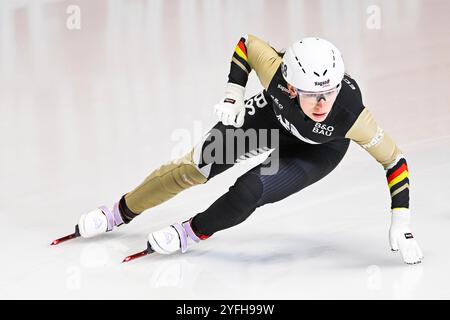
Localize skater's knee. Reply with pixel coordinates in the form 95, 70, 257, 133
167, 149, 209, 189
233, 173, 264, 204
229, 173, 264, 222
188, 173, 264, 238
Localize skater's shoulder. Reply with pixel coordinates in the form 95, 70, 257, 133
335, 73, 365, 117
340, 73, 363, 100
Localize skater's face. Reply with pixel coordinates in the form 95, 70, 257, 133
287, 83, 339, 122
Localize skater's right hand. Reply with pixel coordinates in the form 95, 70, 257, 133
214, 83, 246, 128
389, 208, 424, 265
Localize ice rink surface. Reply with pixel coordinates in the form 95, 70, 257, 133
0, 0, 449, 299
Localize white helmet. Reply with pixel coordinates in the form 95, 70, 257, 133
281, 37, 345, 92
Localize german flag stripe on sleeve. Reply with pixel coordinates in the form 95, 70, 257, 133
236, 40, 248, 61
390, 177, 409, 194
232, 38, 251, 73
386, 156, 409, 209
387, 162, 408, 183
387, 162, 408, 188
228, 37, 252, 86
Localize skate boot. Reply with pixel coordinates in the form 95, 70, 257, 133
51, 196, 140, 245
78, 202, 124, 238
148, 220, 202, 254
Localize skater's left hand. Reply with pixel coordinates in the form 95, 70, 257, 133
389, 208, 424, 264
214, 83, 246, 128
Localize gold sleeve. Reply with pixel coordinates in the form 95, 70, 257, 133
345, 108, 402, 168
245, 35, 282, 90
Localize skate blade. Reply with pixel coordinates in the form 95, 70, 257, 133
51, 225, 80, 245
122, 242, 154, 263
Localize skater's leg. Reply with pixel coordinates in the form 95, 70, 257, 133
190, 140, 350, 238
123, 148, 208, 215
146, 140, 350, 253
